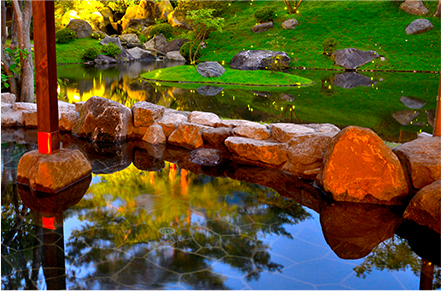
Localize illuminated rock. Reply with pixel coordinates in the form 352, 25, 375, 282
188, 111, 221, 127
17, 149, 92, 193
167, 10, 189, 29
317, 126, 409, 204
403, 180, 441, 234
66, 19, 92, 39
156, 0, 174, 21
233, 121, 270, 140
158, 111, 188, 137
392, 136, 441, 189
132, 101, 165, 127
331, 48, 379, 70
302, 123, 341, 137
270, 123, 315, 143
400, 0, 429, 15
202, 127, 233, 148
225, 136, 288, 166
251, 21, 273, 33
142, 123, 166, 145
168, 122, 210, 150
405, 19, 433, 35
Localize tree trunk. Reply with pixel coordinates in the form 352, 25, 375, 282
284, 0, 294, 14
434, 0, 441, 17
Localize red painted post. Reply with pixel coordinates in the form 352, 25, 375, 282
433, 74, 441, 137
32, 0, 60, 154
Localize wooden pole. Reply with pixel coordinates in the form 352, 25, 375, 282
433, 74, 441, 136
32, 0, 60, 154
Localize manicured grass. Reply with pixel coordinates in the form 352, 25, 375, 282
201, 1, 440, 72
55, 37, 101, 64
141, 65, 313, 87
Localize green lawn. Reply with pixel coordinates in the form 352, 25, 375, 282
141, 65, 313, 88
56, 37, 101, 64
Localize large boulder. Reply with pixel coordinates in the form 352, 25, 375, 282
251, 21, 273, 33
1, 102, 37, 127
225, 137, 288, 166
165, 38, 189, 53
126, 47, 156, 60
58, 101, 79, 132
16, 149, 92, 193
392, 137, 441, 189
331, 72, 377, 89
165, 51, 186, 62
66, 19, 93, 38
403, 180, 441, 234
143, 34, 167, 54
230, 50, 291, 71
331, 48, 380, 70
100, 36, 123, 49
400, 0, 429, 15
317, 126, 409, 205
168, 122, 210, 150
94, 54, 117, 65
405, 19, 433, 35
1, 92, 16, 103
119, 33, 141, 48
196, 61, 225, 78
72, 96, 132, 142
116, 47, 136, 63
132, 101, 165, 127
202, 127, 234, 148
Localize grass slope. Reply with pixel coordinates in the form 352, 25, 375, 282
56, 38, 101, 64
141, 65, 313, 87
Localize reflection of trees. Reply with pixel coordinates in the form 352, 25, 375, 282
64, 162, 311, 288
354, 236, 441, 289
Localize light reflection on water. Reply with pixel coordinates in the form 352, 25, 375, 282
1, 142, 439, 290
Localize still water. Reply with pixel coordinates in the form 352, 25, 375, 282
55, 60, 439, 143
2, 61, 439, 289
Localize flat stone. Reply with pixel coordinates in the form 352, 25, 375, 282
331, 48, 380, 70
400, 0, 429, 15
142, 123, 166, 145
225, 136, 288, 166
233, 121, 271, 140
188, 111, 221, 127
1, 92, 16, 103
158, 112, 188, 137
400, 96, 426, 109
17, 149, 92, 193
392, 109, 420, 125
270, 123, 315, 143
168, 122, 210, 150
132, 101, 165, 127
403, 180, 441, 234
393, 137, 441, 189
251, 21, 273, 33
405, 19, 433, 35
301, 123, 341, 137
317, 126, 409, 205
202, 127, 233, 148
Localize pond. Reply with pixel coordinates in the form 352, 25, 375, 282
55, 60, 439, 143
1, 137, 440, 290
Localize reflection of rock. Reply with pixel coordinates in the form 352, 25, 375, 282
190, 148, 227, 166
18, 175, 91, 217
196, 86, 224, 96
331, 48, 380, 70
331, 72, 377, 89
400, 96, 426, 109
393, 137, 441, 189
317, 126, 409, 205
320, 202, 402, 259
133, 148, 165, 171
392, 110, 419, 125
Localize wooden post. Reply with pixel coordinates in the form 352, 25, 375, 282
32, 0, 60, 154
433, 74, 441, 136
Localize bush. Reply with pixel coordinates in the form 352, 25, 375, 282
254, 7, 276, 23
148, 23, 173, 39
101, 43, 121, 56
55, 28, 77, 44
179, 41, 202, 63
322, 38, 338, 56
82, 47, 100, 61
90, 31, 106, 40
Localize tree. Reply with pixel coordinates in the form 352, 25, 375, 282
434, 0, 441, 18
1, 0, 34, 103
284, 0, 302, 14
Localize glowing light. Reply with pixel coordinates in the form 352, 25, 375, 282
69, 10, 78, 17
73, 94, 80, 101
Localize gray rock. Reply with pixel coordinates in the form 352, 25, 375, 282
400, 0, 429, 15
392, 110, 420, 125
116, 47, 136, 62
120, 33, 141, 48
165, 38, 189, 53
100, 36, 123, 49
400, 96, 426, 109
165, 51, 186, 62
143, 33, 167, 54
251, 21, 273, 33
196, 61, 225, 78
66, 19, 93, 38
281, 19, 298, 29
1, 92, 16, 103
72, 96, 132, 142
132, 101, 165, 127
331, 48, 380, 70
331, 72, 377, 89
196, 86, 224, 96
230, 50, 291, 71
94, 54, 117, 65
126, 47, 157, 60
405, 19, 433, 35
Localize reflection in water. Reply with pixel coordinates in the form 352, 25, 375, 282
57, 61, 437, 143
1, 141, 440, 289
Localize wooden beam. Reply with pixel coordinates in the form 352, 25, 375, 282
32, 0, 59, 154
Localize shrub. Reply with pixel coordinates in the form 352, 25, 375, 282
322, 38, 338, 56
148, 23, 173, 39
179, 41, 201, 63
254, 7, 276, 23
55, 28, 77, 44
101, 43, 121, 56
82, 47, 100, 61
264, 55, 289, 74
90, 31, 106, 40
